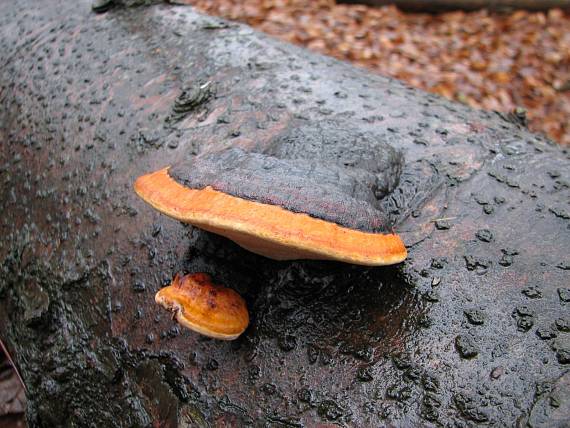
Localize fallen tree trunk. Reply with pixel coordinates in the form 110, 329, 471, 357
0, 0, 569, 426
338, 0, 570, 12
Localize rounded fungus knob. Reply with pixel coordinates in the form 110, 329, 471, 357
155, 273, 249, 341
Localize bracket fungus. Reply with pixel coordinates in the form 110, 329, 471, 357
134, 146, 407, 266
155, 273, 249, 340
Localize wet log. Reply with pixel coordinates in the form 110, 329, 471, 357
0, 0, 569, 426
338, 0, 570, 12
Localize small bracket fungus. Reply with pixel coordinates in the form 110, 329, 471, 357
134, 149, 407, 266
155, 273, 249, 340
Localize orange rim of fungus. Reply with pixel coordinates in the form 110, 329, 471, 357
134, 167, 407, 266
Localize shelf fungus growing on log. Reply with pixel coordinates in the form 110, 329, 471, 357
135, 141, 408, 266
155, 273, 249, 340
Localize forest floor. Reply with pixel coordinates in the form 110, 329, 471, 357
185, 0, 570, 145
0, 350, 25, 428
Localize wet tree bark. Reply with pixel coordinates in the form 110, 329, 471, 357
0, 0, 569, 427
338, 0, 570, 12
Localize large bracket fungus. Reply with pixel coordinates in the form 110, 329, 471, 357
135, 123, 408, 266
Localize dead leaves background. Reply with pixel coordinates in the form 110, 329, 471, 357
186, 0, 570, 145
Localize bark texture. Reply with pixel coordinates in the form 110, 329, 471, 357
338, 0, 570, 12
0, 0, 569, 427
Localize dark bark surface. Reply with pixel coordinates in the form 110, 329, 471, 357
338, 0, 570, 12
0, 0, 569, 426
